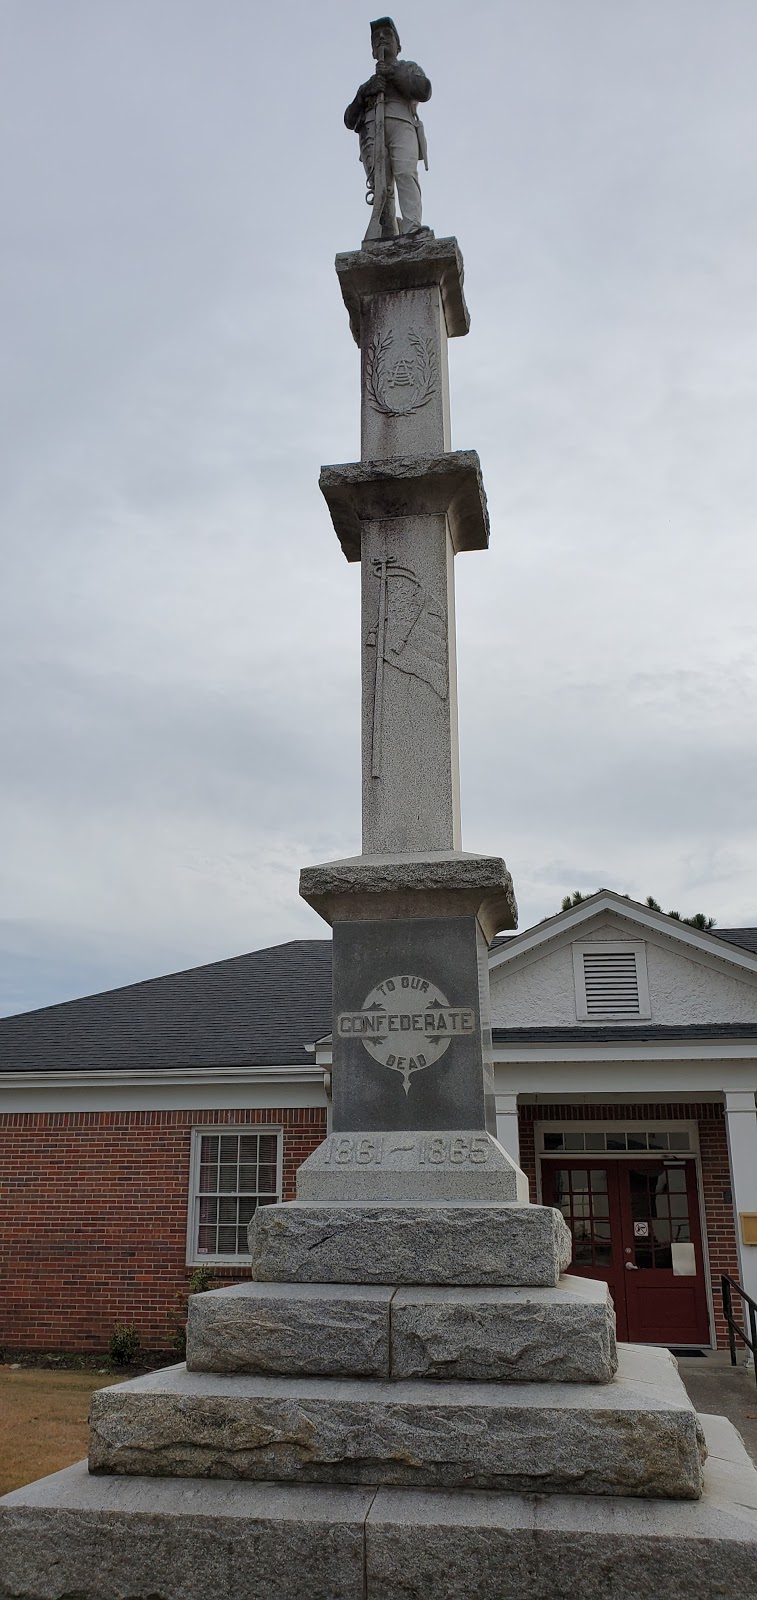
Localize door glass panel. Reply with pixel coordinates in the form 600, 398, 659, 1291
628, 1167, 692, 1269
552, 1169, 614, 1269
666, 1168, 687, 1191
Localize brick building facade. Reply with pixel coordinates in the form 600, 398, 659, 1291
0, 1106, 327, 1353
1, 894, 756, 1356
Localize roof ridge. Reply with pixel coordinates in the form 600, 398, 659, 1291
0, 939, 332, 1026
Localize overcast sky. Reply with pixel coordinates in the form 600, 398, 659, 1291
2, 0, 756, 1017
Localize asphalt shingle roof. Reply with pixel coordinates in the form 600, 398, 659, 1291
712, 928, 757, 954
492, 1023, 757, 1046
1, 927, 755, 1075
0, 941, 332, 1073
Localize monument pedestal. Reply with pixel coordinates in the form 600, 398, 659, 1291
3, 1417, 756, 1600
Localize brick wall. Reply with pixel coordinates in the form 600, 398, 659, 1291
518, 1101, 739, 1347
0, 1106, 327, 1354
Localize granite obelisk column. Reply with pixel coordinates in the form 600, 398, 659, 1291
298, 228, 522, 1198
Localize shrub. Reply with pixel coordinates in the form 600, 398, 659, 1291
188, 1267, 215, 1296
109, 1323, 140, 1367
170, 1267, 216, 1358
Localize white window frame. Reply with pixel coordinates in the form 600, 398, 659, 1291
572, 941, 651, 1021
186, 1125, 283, 1266
536, 1120, 700, 1162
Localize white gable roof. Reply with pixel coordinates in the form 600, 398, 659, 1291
488, 891, 757, 1030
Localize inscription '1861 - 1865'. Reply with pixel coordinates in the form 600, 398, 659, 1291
322, 1134, 492, 1167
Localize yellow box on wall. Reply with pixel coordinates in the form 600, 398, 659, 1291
739, 1213, 757, 1245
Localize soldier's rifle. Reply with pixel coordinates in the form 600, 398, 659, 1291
364, 42, 390, 241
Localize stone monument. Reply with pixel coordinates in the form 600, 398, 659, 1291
2, 21, 757, 1600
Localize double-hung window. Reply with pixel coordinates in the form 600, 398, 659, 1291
187, 1128, 281, 1264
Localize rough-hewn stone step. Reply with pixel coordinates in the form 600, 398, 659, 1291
187, 1281, 393, 1378
89, 1345, 705, 1499
2, 1416, 754, 1599
248, 1199, 572, 1287
390, 1277, 617, 1382
186, 1275, 617, 1384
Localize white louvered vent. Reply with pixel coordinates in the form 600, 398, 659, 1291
582, 950, 639, 1014
572, 943, 651, 1020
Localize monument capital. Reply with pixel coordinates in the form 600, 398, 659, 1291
335, 234, 470, 345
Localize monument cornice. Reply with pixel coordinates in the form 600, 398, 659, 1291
300, 849, 517, 941
319, 449, 489, 562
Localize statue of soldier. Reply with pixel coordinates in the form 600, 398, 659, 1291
345, 17, 431, 238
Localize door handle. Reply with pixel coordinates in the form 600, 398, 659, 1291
625, 1262, 639, 1270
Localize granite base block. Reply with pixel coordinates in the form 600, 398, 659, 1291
0, 1464, 369, 1600
296, 1130, 529, 1203
186, 1281, 392, 1377
88, 1346, 705, 1499
391, 1276, 618, 1383
2, 1418, 753, 1600
187, 1277, 616, 1384
366, 1414, 757, 1599
249, 1200, 572, 1287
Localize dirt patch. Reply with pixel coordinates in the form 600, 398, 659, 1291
0, 1365, 119, 1495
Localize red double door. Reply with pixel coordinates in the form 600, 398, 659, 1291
541, 1159, 711, 1346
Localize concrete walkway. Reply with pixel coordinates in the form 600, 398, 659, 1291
677, 1349, 757, 1465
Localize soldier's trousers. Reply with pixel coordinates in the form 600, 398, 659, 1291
360, 116, 423, 231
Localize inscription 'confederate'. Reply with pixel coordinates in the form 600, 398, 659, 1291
337, 973, 475, 1095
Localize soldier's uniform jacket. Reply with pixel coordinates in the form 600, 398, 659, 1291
345, 59, 431, 167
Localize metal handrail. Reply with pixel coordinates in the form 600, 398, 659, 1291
721, 1274, 757, 1390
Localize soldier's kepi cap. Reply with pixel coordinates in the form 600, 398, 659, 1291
370, 16, 400, 49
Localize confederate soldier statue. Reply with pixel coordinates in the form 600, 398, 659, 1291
345, 17, 431, 240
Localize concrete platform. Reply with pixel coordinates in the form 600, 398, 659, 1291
186, 1275, 618, 1384
88, 1345, 705, 1498
677, 1350, 757, 1466
1, 1416, 755, 1599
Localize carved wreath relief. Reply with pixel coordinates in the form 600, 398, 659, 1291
337, 974, 475, 1095
366, 327, 438, 416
